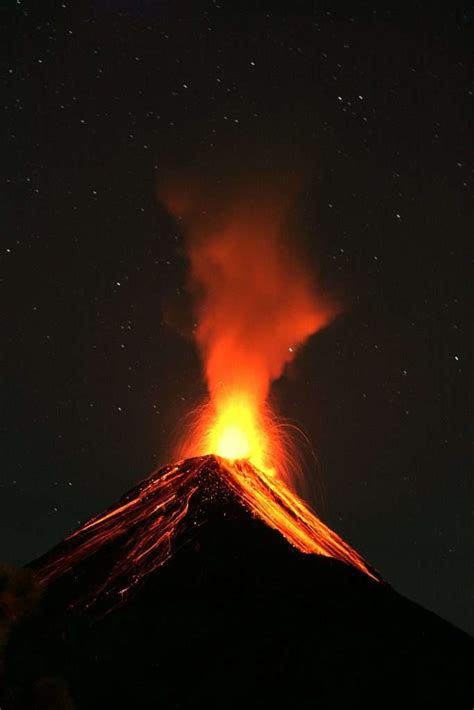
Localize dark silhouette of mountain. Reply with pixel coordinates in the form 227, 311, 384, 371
3, 456, 473, 708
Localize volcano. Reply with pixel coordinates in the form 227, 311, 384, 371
4, 455, 473, 709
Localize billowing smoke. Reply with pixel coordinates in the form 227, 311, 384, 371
160, 171, 338, 484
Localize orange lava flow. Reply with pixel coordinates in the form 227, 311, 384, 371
34, 459, 204, 605
33, 455, 379, 611
222, 459, 378, 580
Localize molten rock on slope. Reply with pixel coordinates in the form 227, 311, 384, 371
3, 455, 473, 709
31, 455, 379, 612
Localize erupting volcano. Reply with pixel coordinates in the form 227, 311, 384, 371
5, 177, 473, 710
33, 177, 379, 609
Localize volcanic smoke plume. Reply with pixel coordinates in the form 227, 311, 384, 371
160, 175, 339, 485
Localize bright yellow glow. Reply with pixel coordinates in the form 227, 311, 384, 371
207, 397, 270, 473
216, 424, 251, 460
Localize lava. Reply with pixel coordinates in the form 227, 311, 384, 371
34, 455, 380, 611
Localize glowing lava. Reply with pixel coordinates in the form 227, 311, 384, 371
217, 423, 251, 460
202, 396, 274, 477
214, 415, 253, 461
31, 176, 381, 613
34, 455, 380, 612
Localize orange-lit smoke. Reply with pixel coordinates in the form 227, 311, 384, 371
161, 179, 337, 483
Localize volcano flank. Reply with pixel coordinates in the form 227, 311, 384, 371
3, 455, 473, 709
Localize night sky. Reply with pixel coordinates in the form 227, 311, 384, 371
2, 2, 472, 633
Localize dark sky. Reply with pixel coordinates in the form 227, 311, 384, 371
2, 1, 472, 633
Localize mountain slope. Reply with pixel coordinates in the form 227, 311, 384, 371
4, 456, 473, 708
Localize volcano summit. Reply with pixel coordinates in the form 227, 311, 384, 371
31, 455, 379, 613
